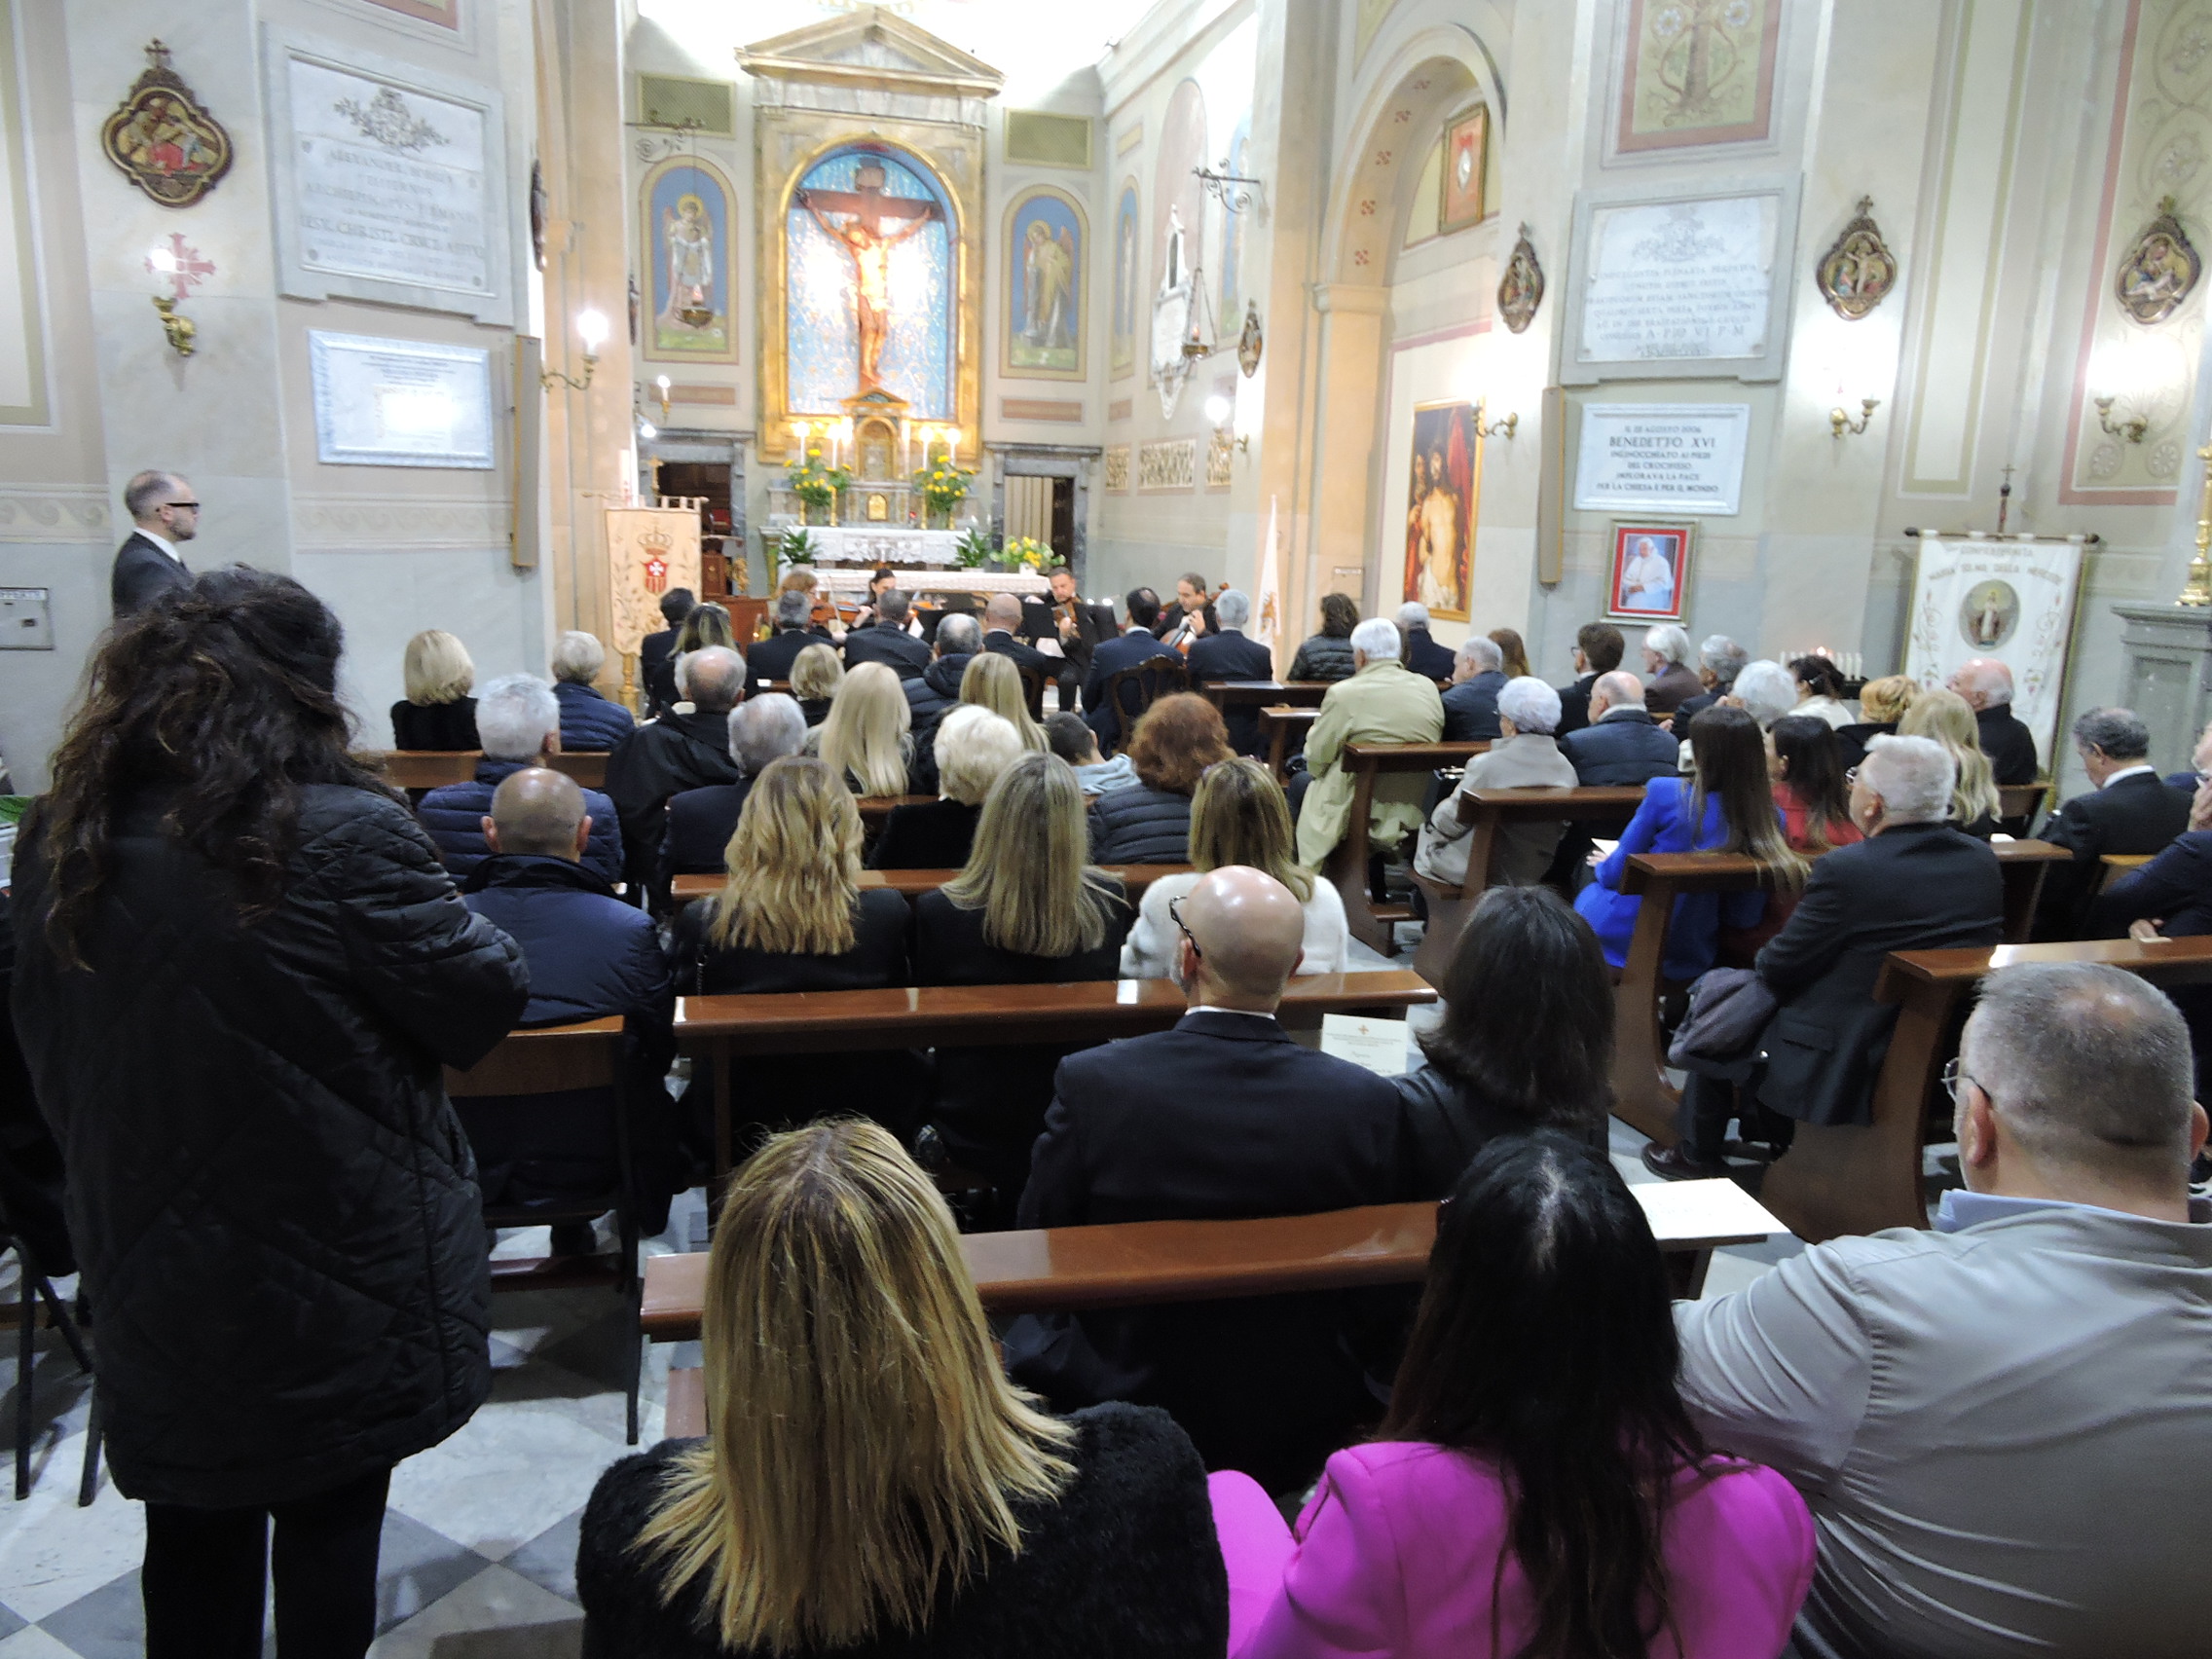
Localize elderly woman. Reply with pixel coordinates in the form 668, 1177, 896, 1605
664, 693, 809, 877
1417, 676, 1583, 890
870, 705, 1025, 870
1726, 659, 1799, 730
1288, 592, 1361, 682
1090, 692, 1235, 866
810, 660, 912, 797
1641, 624, 1701, 716
789, 643, 844, 727
390, 628, 478, 750
549, 629, 635, 752
1836, 673, 1918, 772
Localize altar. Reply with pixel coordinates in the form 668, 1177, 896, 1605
817, 565, 1052, 599
770, 525, 968, 567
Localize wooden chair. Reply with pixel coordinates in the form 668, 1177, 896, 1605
444, 1016, 644, 1443
1015, 662, 1050, 721
1997, 781, 2050, 827
1099, 657, 1190, 749
2099, 851, 2156, 894
547, 751, 609, 790
1320, 742, 1491, 956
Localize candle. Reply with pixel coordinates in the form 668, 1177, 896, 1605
948, 430, 958, 469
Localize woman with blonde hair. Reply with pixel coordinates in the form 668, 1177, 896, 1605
872, 705, 1023, 869
390, 628, 478, 750
916, 755, 1136, 1198
1089, 693, 1235, 865
788, 642, 844, 727
1836, 673, 1917, 772
811, 661, 911, 797
577, 1120, 1225, 1658
1122, 757, 1348, 977
959, 651, 1050, 752
1899, 687, 2001, 836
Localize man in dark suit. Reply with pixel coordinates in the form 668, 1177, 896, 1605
1396, 602, 1456, 681
1083, 589, 1178, 752
745, 589, 835, 693
903, 613, 981, 787
111, 469, 198, 617
980, 593, 1056, 712
1006, 866, 1402, 1489
1950, 658, 2041, 786
605, 645, 746, 892
1151, 571, 1220, 647
1561, 671, 1678, 785
1554, 621, 1624, 737
1042, 567, 1117, 697
1647, 733, 2008, 1178
841, 588, 932, 680
663, 694, 808, 877
1185, 588, 1273, 754
2033, 707, 2192, 939
638, 587, 695, 718
1440, 635, 1507, 742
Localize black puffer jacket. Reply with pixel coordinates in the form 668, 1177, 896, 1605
10, 785, 528, 1507
1088, 785, 1193, 865
903, 652, 976, 793
1288, 634, 1356, 682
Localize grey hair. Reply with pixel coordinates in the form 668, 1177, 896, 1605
1349, 617, 1401, 661
677, 645, 746, 712
1215, 588, 1251, 629
1395, 602, 1431, 631
877, 588, 911, 623
124, 469, 188, 521
2072, 705, 2151, 761
1859, 733, 1955, 823
933, 704, 1024, 805
1956, 658, 2015, 705
475, 673, 561, 761
774, 588, 812, 626
549, 629, 606, 684
1731, 660, 1797, 728
727, 693, 808, 775
1456, 635, 1503, 675
1497, 676, 1563, 735
1643, 624, 1691, 666
1962, 963, 2198, 1173
1698, 635, 1748, 684
936, 612, 981, 655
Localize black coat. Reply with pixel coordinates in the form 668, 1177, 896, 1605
914, 885, 1133, 1196
1390, 1065, 1606, 1200
905, 653, 976, 766
1005, 1012, 1401, 1488
1088, 785, 1192, 865
1833, 720, 1896, 774
10, 786, 528, 1506
844, 621, 933, 680
1752, 823, 2004, 1126
605, 710, 744, 889
748, 624, 837, 692
2035, 770, 2194, 938
1185, 629, 1275, 754
1555, 672, 1600, 736
872, 798, 982, 869
110, 531, 189, 616
1440, 671, 1506, 742
983, 627, 1056, 691
1153, 602, 1220, 644
2099, 830, 2212, 1095
1975, 704, 2041, 786
664, 778, 756, 876
1402, 626, 1456, 682
1676, 689, 1722, 726
1083, 631, 1179, 751
1561, 709, 1679, 785
577, 1403, 1228, 1659
1050, 602, 1121, 686
390, 697, 480, 753
639, 628, 679, 719
1287, 634, 1356, 683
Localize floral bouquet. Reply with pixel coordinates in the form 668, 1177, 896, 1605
784, 445, 848, 510
914, 461, 976, 518
1003, 536, 1051, 572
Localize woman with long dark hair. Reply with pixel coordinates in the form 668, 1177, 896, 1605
1720, 715, 1865, 962
1788, 654, 1852, 728
1213, 1134, 1814, 1658
13, 569, 528, 1657
1393, 887, 1613, 1197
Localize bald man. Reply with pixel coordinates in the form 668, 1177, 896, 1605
1006, 866, 1403, 1490
979, 590, 1061, 708
1948, 656, 2041, 787
1559, 667, 1679, 786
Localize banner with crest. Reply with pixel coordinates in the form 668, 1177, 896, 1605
605, 507, 701, 659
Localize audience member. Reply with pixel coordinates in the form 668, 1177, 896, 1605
1641, 625, 1702, 716
13, 568, 527, 1654
1417, 677, 1581, 889
1788, 655, 1853, 728
916, 755, 1135, 1197
1083, 588, 1179, 751
1046, 711, 1137, 794
841, 587, 932, 679
1216, 1133, 1815, 1659
2034, 706, 2190, 939
549, 630, 636, 751
664, 695, 807, 877
2160, 713, 2212, 792
1287, 592, 1361, 683
1294, 618, 1445, 868
747, 589, 834, 693
788, 642, 843, 726
604, 645, 746, 890
1439, 635, 1507, 741
459, 769, 681, 1242
1154, 571, 1220, 647
811, 660, 912, 797
1676, 963, 2210, 1659
1726, 659, 1798, 729
1555, 621, 1625, 736
871, 706, 1023, 870
1045, 565, 1119, 689
904, 610, 981, 768
1185, 588, 1274, 754
1487, 625, 1530, 679
2093, 787, 2212, 1094
670, 600, 735, 664
1090, 692, 1234, 865
1396, 602, 1455, 680
417, 674, 623, 887
1124, 757, 1348, 977
980, 591, 1056, 696
639, 587, 694, 719
111, 468, 198, 616
1897, 688, 2000, 836
390, 627, 479, 751
961, 651, 1050, 752
1720, 716, 1863, 960
1648, 735, 2003, 1179
1948, 656, 2040, 784
579, 1121, 1227, 1659
1007, 867, 1402, 1489
1834, 672, 1915, 771
1677, 634, 1749, 723
1560, 668, 1678, 785
1577, 706, 1800, 983
1393, 889, 1613, 1198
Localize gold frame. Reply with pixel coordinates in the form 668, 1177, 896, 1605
1001, 184, 1088, 383
1404, 398, 1484, 623
1438, 106, 1489, 235
640, 154, 740, 366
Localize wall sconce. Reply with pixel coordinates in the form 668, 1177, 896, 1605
653, 374, 671, 421
1204, 394, 1249, 454
542, 309, 606, 390
637, 415, 658, 442
1473, 398, 1518, 440
145, 243, 200, 357
2094, 394, 2150, 444
1830, 397, 1880, 438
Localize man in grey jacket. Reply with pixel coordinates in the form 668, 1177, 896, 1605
1676, 962, 2212, 1659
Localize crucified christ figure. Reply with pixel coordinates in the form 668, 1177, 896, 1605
796, 160, 941, 391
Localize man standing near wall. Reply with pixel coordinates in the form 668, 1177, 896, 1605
111, 470, 198, 617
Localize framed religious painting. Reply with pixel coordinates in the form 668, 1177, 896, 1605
1109, 179, 1139, 379
1604, 520, 1694, 623
1402, 400, 1480, 622
1003, 186, 1085, 381
641, 155, 737, 364
1439, 106, 1488, 234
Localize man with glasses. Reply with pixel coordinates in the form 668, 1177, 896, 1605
112, 469, 200, 616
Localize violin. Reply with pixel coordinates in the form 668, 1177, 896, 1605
1170, 580, 1234, 656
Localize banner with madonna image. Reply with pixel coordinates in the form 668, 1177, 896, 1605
1903, 535, 2087, 771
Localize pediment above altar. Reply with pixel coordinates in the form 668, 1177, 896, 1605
738, 7, 1004, 102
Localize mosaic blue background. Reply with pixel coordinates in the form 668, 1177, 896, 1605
647, 161, 731, 357
1008, 191, 1082, 373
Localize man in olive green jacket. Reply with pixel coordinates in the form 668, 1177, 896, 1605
1295, 617, 1446, 868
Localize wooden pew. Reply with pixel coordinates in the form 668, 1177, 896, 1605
371, 750, 611, 791
2099, 851, 2155, 895
1261, 707, 1321, 782
1321, 742, 1491, 956
1198, 680, 1332, 716
858, 793, 936, 821
1760, 935, 2212, 1243
679, 971, 1437, 1179
1408, 787, 1646, 984
1997, 781, 2049, 826
1611, 841, 2072, 1148
669, 864, 1192, 905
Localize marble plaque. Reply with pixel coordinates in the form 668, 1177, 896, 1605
1578, 195, 1777, 365
1574, 404, 1750, 515
310, 331, 495, 469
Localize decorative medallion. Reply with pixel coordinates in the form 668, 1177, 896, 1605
1496, 223, 1544, 335
99, 40, 234, 208
1816, 197, 1899, 320
2116, 195, 2202, 325
1237, 301, 1264, 378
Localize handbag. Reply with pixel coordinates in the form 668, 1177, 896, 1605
1667, 967, 1776, 1081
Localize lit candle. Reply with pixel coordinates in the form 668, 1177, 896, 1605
948, 429, 959, 469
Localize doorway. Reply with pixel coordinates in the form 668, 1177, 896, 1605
1005, 474, 1075, 561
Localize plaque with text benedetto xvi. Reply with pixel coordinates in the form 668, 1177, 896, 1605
1574, 404, 1751, 516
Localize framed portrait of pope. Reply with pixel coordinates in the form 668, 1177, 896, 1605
1605, 521, 1693, 623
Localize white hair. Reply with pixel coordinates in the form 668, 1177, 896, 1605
1349, 617, 1402, 662
1731, 660, 1796, 728
677, 645, 746, 711
1215, 588, 1251, 629
1497, 676, 1563, 735
1860, 733, 1955, 823
1956, 658, 2015, 705
1456, 635, 1503, 674
1395, 602, 1431, 631
475, 673, 560, 760
933, 704, 1024, 806
1698, 635, 1748, 682
728, 693, 808, 775
1643, 624, 1691, 665
549, 630, 606, 684
936, 612, 982, 655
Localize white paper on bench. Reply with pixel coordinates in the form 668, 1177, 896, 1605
1319, 1013, 1411, 1077
1632, 1179, 1788, 1244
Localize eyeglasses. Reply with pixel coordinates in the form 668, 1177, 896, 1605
1939, 1057, 1980, 1104
162, 500, 201, 512
1167, 895, 1202, 963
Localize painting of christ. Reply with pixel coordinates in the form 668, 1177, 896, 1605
1403, 401, 1479, 621
1110, 181, 1139, 379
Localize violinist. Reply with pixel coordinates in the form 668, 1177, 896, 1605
1152, 571, 1221, 649
849, 566, 902, 629
1046, 565, 1116, 704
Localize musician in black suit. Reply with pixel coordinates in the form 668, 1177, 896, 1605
1083, 590, 1178, 752
637, 588, 695, 719
2033, 707, 2193, 939
1004, 866, 1402, 1491
1042, 566, 1117, 694
111, 470, 198, 617
1152, 572, 1220, 647
840, 588, 932, 680
1184, 589, 1274, 755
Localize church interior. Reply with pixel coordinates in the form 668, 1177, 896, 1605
3, 1, 2212, 1656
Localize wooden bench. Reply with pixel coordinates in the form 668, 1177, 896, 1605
679, 971, 1437, 1179
1997, 781, 2049, 826
1198, 680, 1331, 715
1611, 841, 2071, 1147
1261, 707, 1321, 782
857, 793, 936, 821
2099, 851, 2156, 895
1760, 935, 2212, 1242
1408, 787, 1647, 984
1321, 742, 1491, 956
668, 864, 1192, 905
373, 750, 611, 791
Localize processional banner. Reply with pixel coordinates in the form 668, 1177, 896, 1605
606, 508, 701, 659
1903, 535, 2086, 771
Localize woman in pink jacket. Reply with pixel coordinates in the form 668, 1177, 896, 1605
1212, 1132, 1814, 1658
